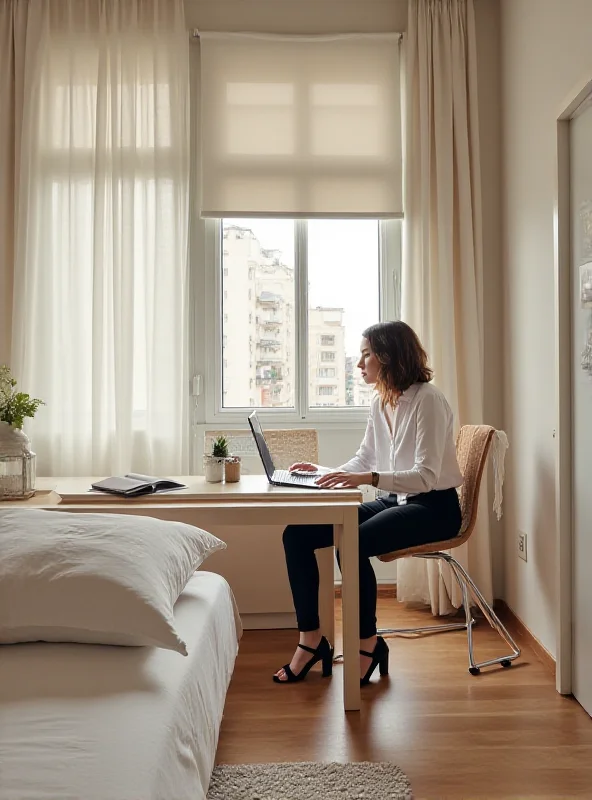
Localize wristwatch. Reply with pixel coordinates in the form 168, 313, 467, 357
371, 471, 380, 488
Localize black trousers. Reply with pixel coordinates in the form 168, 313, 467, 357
282, 488, 462, 640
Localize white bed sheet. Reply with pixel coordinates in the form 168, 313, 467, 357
0, 571, 241, 800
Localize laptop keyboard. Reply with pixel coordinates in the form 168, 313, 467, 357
273, 469, 320, 486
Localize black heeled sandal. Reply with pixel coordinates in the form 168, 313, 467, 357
273, 635, 334, 683
360, 635, 389, 686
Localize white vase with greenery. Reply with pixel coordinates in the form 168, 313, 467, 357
204, 435, 229, 483
0, 366, 44, 499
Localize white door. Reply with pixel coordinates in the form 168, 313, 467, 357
570, 99, 592, 717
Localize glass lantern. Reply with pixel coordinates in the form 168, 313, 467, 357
0, 423, 36, 500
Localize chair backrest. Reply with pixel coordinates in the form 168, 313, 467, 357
264, 429, 319, 469
455, 425, 495, 536
204, 428, 318, 470
377, 423, 495, 562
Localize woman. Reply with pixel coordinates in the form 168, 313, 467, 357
274, 321, 464, 686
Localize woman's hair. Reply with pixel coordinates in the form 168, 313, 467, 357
362, 321, 433, 407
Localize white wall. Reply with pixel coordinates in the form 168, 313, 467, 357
500, 0, 592, 655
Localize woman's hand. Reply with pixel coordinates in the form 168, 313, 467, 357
315, 471, 372, 489
289, 462, 319, 473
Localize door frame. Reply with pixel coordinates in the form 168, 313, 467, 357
554, 76, 592, 695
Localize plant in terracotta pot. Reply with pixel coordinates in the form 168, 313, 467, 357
224, 454, 241, 483
0, 365, 44, 499
204, 435, 229, 483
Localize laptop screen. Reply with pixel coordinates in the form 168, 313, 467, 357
248, 411, 276, 479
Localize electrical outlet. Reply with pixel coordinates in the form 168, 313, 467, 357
518, 531, 527, 562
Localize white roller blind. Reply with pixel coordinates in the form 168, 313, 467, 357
199, 32, 403, 218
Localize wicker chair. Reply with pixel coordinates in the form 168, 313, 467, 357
377, 425, 521, 675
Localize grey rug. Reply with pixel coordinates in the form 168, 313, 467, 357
207, 761, 413, 800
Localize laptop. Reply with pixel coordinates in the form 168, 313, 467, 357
248, 410, 328, 489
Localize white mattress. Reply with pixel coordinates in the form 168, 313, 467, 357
0, 571, 241, 800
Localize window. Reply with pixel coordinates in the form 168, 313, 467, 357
199, 33, 403, 423
212, 217, 401, 417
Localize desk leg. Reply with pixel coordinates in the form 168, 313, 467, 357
336, 506, 361, 712
316, 548, 335, 647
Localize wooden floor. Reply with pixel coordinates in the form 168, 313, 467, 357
216, 597, 592, 799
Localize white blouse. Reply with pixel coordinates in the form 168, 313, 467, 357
338, 382, 463, 502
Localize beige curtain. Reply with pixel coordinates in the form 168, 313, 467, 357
398, 0, 493, 614
0, 1, 29, 365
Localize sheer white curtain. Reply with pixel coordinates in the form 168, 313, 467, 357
10, 0, 190, 476
398, 0, 493, 613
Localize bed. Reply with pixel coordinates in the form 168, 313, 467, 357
0, 571, 241, 800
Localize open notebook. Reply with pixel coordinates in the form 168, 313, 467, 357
91, 474, 187, 497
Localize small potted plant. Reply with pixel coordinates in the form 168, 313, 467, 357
0, 365, 44, 499
204, 435, 229, 483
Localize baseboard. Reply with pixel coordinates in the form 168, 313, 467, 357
241, 612, 297, 630
334, 582, 397, 599
494, 599, 556, 676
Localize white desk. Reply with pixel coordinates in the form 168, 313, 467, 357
8, 476, 363, 712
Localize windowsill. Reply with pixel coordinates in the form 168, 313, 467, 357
201, 409, 370, 428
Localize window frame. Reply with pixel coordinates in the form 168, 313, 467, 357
201, 217, 401, 425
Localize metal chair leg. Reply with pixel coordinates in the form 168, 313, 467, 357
446, 556, 521, 671
378, 553, 473, 637
378, 552, 521, 674
449, 559, 479, 674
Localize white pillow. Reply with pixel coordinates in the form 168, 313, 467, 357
0, 509, 226, 654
